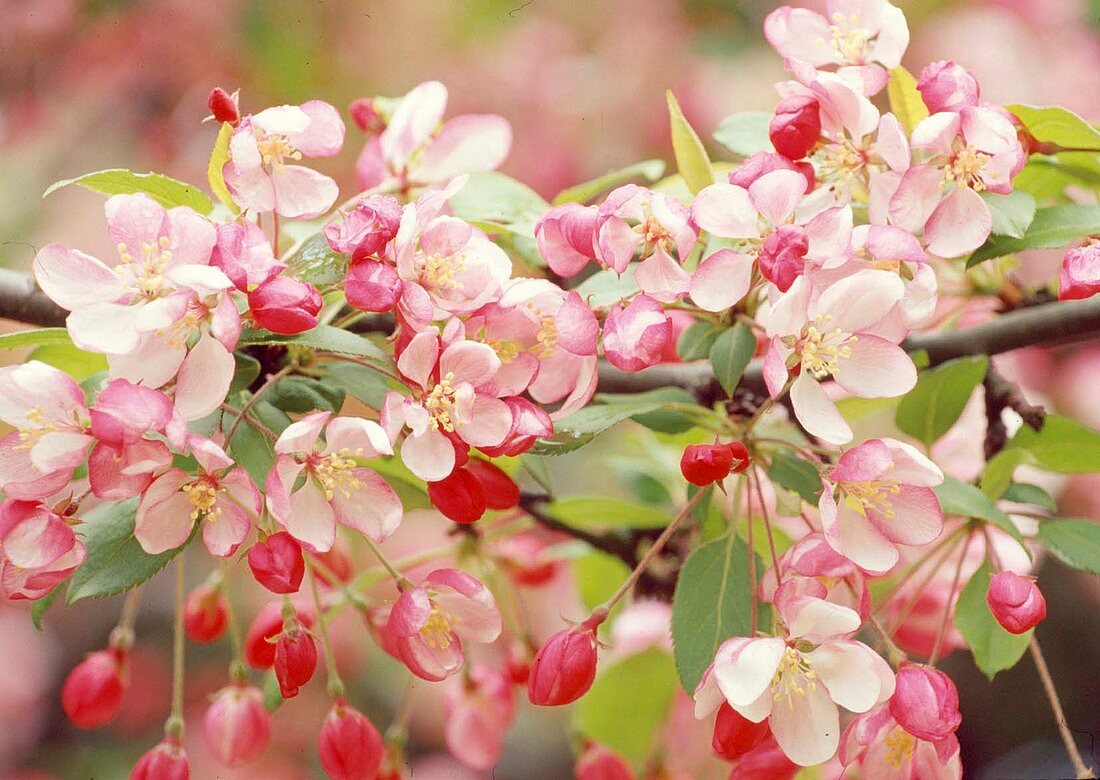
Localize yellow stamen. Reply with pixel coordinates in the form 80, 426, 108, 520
420, 606, 456, 649
771, 646, 818, 707
312, 451, 362, 501
424, 372, 458, 433
181, 480, 222, 522
799, 315, 856, 379
828, 12, 870, 63
841, 479, 902, 518
885, 726, 917, 768
256, 133, 303, 167
944, 147, 991, 191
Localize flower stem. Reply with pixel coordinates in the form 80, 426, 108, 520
1029, 637, 1096, 778
166, 556, 186, 738
219, 562, 245, 668
109, 586, 143, 652
306, 558, 346, 700
224, 363, 294, 444
363, 536, 414, 590
929, 530, 973, 665
749, 466, 782, 581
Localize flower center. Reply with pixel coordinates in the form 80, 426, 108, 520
944, 147, 990, 191
841, 479, 901, 518
182, 478, 222, 522
118, 236, 173, 299
798, 316, 856, 379
828, 12, 870, 63
771, 646, 818, 707
420, 605, 456, 649
311, 453, 361, 501
420, 251, 466, 292
16, 406, 86, 449
884, 726, 917, 768
816, 139, 867, 183
424, 372, 458, 432
534, 314, 558, 359
256, 132, 302, 167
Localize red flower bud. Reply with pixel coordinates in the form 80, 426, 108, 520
758, 224, 809, 293
348, 98, 386, 135
575, 742, 635, 780
986, 571, 1047, 634
889, 662, 962, 743
344, 260, 402, 313
274, 627, 318, 699
202, 684, 271, 768
464, 459, 520, 510
768, 94, 821, 160
727, 440, 751, 473
248, 277, 322, 335
711, 702, 770, 761
62, 649, 127, 730
248, 532, 305, 594
318, 702, 385, 780
131, 736, 190, 780
527, 622, 599, 706
428, 466, 488, 525
245, 602, 313, 670
477, 397, 554, 458
207, 87, 240, 126
680, 444, 735, 486
184, 584, 228, 644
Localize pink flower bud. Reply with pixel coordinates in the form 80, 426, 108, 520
245, 602, 313, 669
758, 223, 809, 292
680, 444, 735, 486
535, 203, 598, 278
464, 459, 520, 510
344, 260, 403, 313
349, 98, 386, 134
248, 277, 322, 335
325, 195, 403, 261
728, 151, 814, 192
477, 397, 554, 458
208, 87, 240, 126
202, 684, 271, 768
889, 663, 962, 742
711, 702, 770, 761
428, 466, 488, 525
210, 221, 284, 293
917, 61, 981, 113
1059, 245, 1100, 302
131, 736, 190, 780
575, 742, 635, 779
62, 649, 127, 730
184, 584, 228, 644
274, 627, 318, 699
768, 94, 821, 160
318, 702, 385, 780
248, 532, 305, 594
987, 571, 1047, 634
527, 621, 600, 706
602, 295, 672, 373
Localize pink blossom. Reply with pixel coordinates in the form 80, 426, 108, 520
131, 736, 190, 780
729, 152, 815, 192
344, 259, 403, 313
889, 663, 962, 743
759, 534, 869, 618
443, 665, 516, 770
265, 411, 401, 553
528, 620, 601, 706
986, 570, 1047, 634
840, 705, 962, 779
602, 295, 672, 372
61, 649, 126, 729
1059, 244, 1100, 301
534, 202, 598, 278
356, 81, 512, 192
223, 101, 345, 219
210, 221, 284, 293
386, 568, 502, 681
0, 499, 86, 600
477, 396, 554, 458
318, 702, 384, 780
769, 94, 822, 160
324, 194, 403, 261
917, 61, 981, 114
202, 684, 271, 768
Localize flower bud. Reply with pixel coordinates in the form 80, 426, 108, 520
680, 444, 735, 486
202, 684, 271, 768
207, 87, 240, 126
184, 584, 228, 644
729, 151, 815, 192
495, 532, 559, 587
427, 466, 488, 525
575, 742, 635, 780
889, 663, 962, 742
711, 702, 770, 761
344, 260, 403, 313
62, 649, 127, 730
727, 440, 751, 473
248, 277, 322, 335
325, 195, 403, 261
349, 98, 386, 135
758, 223, 809, 292
534, 203, 598, 278
318, 702, 385, 780
986, 571, 1047, 634
131, 736, 190, 780
602, 295, 672, 373
274, 626, 318, 699
917, 61, 981, 113
768, 94, 821, 160
464, 459, 520, 510
477, 397, 554, 458
528, 622, 599, 706
1059, 245, 1100, 302
245, 602, 313, 669
248, 532, 305, 594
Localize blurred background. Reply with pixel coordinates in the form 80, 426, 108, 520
1, 1, 1099, 778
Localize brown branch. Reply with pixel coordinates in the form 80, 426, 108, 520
983, 365, 1047, 460
0, 269, 67, 327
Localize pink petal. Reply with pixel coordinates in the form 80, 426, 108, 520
397, 330, 440, 390
274, 411, 332, 455
454, 395, 512, 448
270, 165, 339, 220
135, 470, 195, 554
924, 186, 991, 259
689, 249, 755, 312
439, 341, 502, 388
173, 334, 234, 421
835, 335, 916, 398
634, 247, 691, 303
790, 374, 852, 445
769, 678, 841, 766
414, 115, 512, 183
806, 640, 894, 713
820, 496, 899, 574
330, 468, 403, 543
888, 165, 943, 234
291, 100, 346, 157
868, 485, 942, 546
381, 81, 448, 168
713, 637, 786, 710
33, 245, 122, 310
401, 428, 456, 482
748, 170, 806, 225
323, 417, 392, 458
690, 183, 759, 239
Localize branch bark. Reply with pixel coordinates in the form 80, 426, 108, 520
0, 269, 67, 327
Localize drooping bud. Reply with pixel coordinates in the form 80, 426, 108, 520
602, 294, 672, 373
273, 625, 318, 699
889, 663, 962, 742
527, 619, 601, 706
202, 684, 271, 768
325, 194, 403, 261
986, 571, 1047, 634
318, 702, 385, 780
248, 532, 305, 594
680, 444, 735, 486
348, 98, 386, 135
131, 736, 190, 780
768, 94, 821, 160
207, 87, 240, 126
245, 602, 313, 669
427, 466, 488, 525
758, 223, 810, 292
464, 459, 520, 510
726, 440, 752, 473
534, 203, 599, 278
575, 741, 635, 779
917, 61, 981, 113
62, 649, 127, 730
711, 702, 771, 761
247, 277, 323, 335
1059, 244, 1100, 302
184, 584, 229, 644
344, 260, 403, 313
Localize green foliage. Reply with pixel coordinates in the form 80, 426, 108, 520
677, 321, 723, 361
712, 112, 773, 157
225, 398, 292, 484
1007, 414, 1100, 473
32, 585, 63, 630
895, 356, 988, 448
531, 390, 688, 455
0, 328, 78, 351
321, 361, 393, 410
267, 375, 346, 414
967, 204, 1100, 266
980, 449, 1035, 500
44, 169, 214, 214
238, 325, 389, 362
667, 90, 715, 194
449, 171, 549, 239
207, 121, 240, 213
982, 191, 1036, 238
574, 267, 639, 308
1008, 104, 1100, 151
572, 549, 630, 611
1036, 519, 1100, 574
934, 476, 1023, 543
886, 66, 930, 133
954, 561, 1032, 679
29, 341, 108, 381
542, 496, 671, 530
1013, 153, 1100, 203
284, 232, 347, 287
552, 160, 667, 206
229, 352, 262, 394
767, 450, 823, 505
1001, 482, 1056, 511
616, 387, 699, 434
709, 323, 756, 396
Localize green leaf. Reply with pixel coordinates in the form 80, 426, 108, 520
284, 232, 348, 287
29, 341, 108, 382
573, 268, 640, 308
967, 204, 1100, 266
1001, 482, 1057, 512
934, 476, 1023, 543
667, 90, 715, 195
1007, 104, 1100, 151
552, 160, 666, 206
574, 648, 678, 766
767, 450, 823, 505
572, 550, 630, 611
895, 356, 988, 448
67, 500, 188, 604
225, 399, 291, 484
709, 323, 756, 396
449, 171, 549, 239
954, 561, 1032, 679
44, 169, 213, 214
622, 387, 698, 434
32, 585, 63, 630
542, 496, 671, 530
207, 121, 240, 213
1007, 414, 1100, 473
982, 191, 1036, 239
238, 325, 389, 362
228, 352, 262, 394
886, 66, 930, 134
1037, 519, 1100, 574
0, 328, 78, 351
671, 532, 763, 691
712, 112, 773, 157
677, 321, 722, 362
321, 361, 392, 410
267, 375, 345, 414
980, 448, 1036, 500
1013, 155, 1100, 202
531, 391, 682, 456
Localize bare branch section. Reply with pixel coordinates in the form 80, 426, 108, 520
0, 269, 67, 327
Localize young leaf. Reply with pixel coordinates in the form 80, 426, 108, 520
449, 171, 549, 239
0, 328, 78, 351
29, 341, 108, 381
44, 169, 214, 214
531, 391, 681, 456
284, 232, 348, 287
321, 361, 392, 410
1007, 414, 1100, 473
542, 496, 671, 530
982, 191, 1036, 238
32, 584, 63, 630
709, 323, 756, 396
767, 450, 823, 505
712, 112, 774, 157
677, 321, 723, 362
1007, 104, 1100, 152
886, 66, 930, 133
954, 561, 1031, 679
267, 375, 345, 414
980, 448, 1035, 500
552, 160, 667, 206
967, 204, 1100, 266
895, 356, 988, 448
228, 352, 262, 394
225, 398, 291, 484
238, 325, 389, 362
667, 90, 715, 195
207, 121, 240, 213
934, 476, 1023, 543
1037, 519, 1100, 574
1001, 482, 1056, 511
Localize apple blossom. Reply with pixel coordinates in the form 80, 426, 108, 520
534, 202, 599, 278
247, 531, 305, 594
61, 649, 127, 730
758, 533, 869, 618
324, 194, 403, 261
210, 220, 284, 293
318, 701, 385, 780
917, 61, 981, 114
202, 683, 271, 767
348, 97, 385, 135
840, 705, 962, 779
1059, 244, 1100, 301
0, 499, 86, 600
528, 619, 601, 706
889, 663, 962, 743
680, 444, 735, 486
986, 571, 1047, 634
711, 702, 771, 761
729, 151, 815, 192
207, 88, 240, 126
602, 294, 672, 372
427, 466, 488, 524
464, 458, 520, 510
493, 531, 560, 587
443, 665, 517, 770
273, 621, 318, 699
769, 94, 822, 160
344, 259, 403, 313
245, 601, 314, 670
477, 396, 554, 458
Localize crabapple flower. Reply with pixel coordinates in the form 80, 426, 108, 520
86, 379, 177, 501
202, 684, 271, 767
0, 499, 86, 600
210, 220, 284, 293
819, 438, 944, 573
184, 584, 229, 643
318, 702, 385, 780
135, 438, 260, 557
61, 649, 127, 729
131, 736, 190, 780
355, 80, 512, 192
265, 410, 401, 552
386, 568, 503, 681
1059, 244, 1100, 301
464, 458, 520, 510
680, 444, 736, 486
443, 664, 517, 770
729, 151, 815, 192
576, 742, 635, 780
602, 295, 672, 372
324, 194, 403, 261
528, 619, 600, 706
349, 97, 386, 135
247, 276, 322, 334
759, 533, 869, 618
986, 571, 1047, 633
917, 61, 981, 114
247, 531, 305, 594
762, 269, 915, 444
344, 259, 403, 313
769, 94, 822, 160
428, 466, 488, 524
889, 663, 962, 743
223, 100, 345, 218
383, 330, 512, 481
694, 582, 894, 766
534, 202, 599, 278
840, 705, 962, 779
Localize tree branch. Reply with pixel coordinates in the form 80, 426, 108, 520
0, 269, 67, 327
